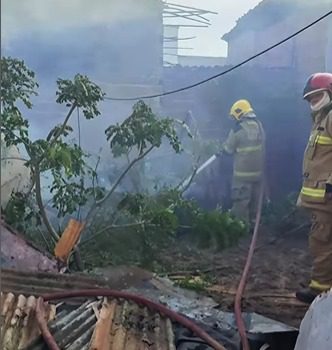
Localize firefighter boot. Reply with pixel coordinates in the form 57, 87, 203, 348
295, 287, 321, 304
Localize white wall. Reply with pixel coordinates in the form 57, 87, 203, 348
178, 55, 226, 67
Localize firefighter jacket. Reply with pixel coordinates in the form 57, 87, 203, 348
297, 103, 332, 212
222, 113, 265, 182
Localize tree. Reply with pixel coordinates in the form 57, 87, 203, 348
0, 57, 184, 253
1, 56, 105, 241
1, 57, 248, 271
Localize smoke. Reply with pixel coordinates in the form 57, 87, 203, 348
2, 0, 162, 57
3, 0, 162, 36
2, 0, 164, 156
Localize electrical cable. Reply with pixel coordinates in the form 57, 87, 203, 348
104, 10, 332, 101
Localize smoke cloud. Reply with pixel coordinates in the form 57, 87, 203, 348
2, 0, 162, 50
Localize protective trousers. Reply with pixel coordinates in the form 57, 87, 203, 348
309, 208, 332, 291
231, 180, 261, 225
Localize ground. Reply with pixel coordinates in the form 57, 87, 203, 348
158, 225, 311, 328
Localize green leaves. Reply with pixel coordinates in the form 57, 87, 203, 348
1, 57, 107, 231
115, 189, 248, 252
105, 101, 182, 157
56, 74, 105, 119
50, 177, 85, 217
117, 191, 179, 239
3, 192, 41, 232
46, 142, 86, 176
1, 57, 37, 147
47, 125, 73, 141
85, 189, 248, 269
0, 56, 38, 110
192, 210, 248, 250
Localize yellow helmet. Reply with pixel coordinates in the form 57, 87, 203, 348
229, 99, 253, 120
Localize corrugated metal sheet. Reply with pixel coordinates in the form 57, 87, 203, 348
1, 269, 112, 297
26, 298, 175, 350
0, 292, 56, 350
0, 292, 176, 350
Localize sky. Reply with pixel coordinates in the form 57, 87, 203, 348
165, 0, 262, 57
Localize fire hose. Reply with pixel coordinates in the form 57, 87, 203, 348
36, 289, 227, 350
234, 182, 265, 350
36, 127, 265, 350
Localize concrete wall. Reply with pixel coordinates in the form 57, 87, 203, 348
226, 6, 332, 81
178, 55, 226, 67
325, 17, 332, 71
162, 65, 309, 201
226, 30, 256, 65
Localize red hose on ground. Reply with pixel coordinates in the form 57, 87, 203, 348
36, 289, 227, 350
234, 183, 265, 350
36, 297, 61, 350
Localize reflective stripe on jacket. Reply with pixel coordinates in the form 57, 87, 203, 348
297, 104, 332, 210
222, 113, 265, 182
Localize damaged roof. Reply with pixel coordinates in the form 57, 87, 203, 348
0, 269, 226, 350
0, 269, 180, 350
221, 0, 322, 41
27, 298, 176, 350
1, 268, 112, 297
0, 292, 56, 350
0, 292, 176, 350
222, 0, 293, 41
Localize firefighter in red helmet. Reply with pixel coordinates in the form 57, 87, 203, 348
296, 73, 332, 303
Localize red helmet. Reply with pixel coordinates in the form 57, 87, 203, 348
303, 73, 332, 99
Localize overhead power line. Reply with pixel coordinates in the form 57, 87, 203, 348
104, 10, 332, 102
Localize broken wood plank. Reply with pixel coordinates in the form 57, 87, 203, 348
89, 299, 116, 350
54, 219, 85, 263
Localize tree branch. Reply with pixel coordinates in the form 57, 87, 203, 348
34, 164, 59, 241
79, 221, 148, 247
98, 146, 154, 207
2, 103, 77, 200
1, 157, 29, 162
100, 145, 154, 204
92, 155, 101, 201
178, 165, 199, 194
126, 150, 141, 192
176, 155, 201, 194
83, 145, 154, 228
45, 103, 77, 153
1, 126, 28, 146
37, 227, 53, 251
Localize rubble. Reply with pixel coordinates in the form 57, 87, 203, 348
0, 222, 58, 272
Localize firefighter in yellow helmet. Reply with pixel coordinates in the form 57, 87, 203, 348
220, 99, 265, 226
295, 73, 332, 304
